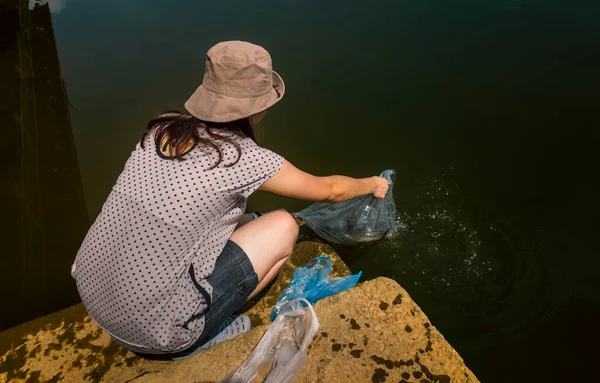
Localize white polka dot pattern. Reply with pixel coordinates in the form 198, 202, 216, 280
71, 132, 283, 354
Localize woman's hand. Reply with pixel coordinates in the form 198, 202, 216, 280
371, 176, 390, 199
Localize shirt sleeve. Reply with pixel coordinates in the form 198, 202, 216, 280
229, 140, 284, 198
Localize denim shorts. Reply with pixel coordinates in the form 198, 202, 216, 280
200, 240, 258, 340
138, 240, 258, 360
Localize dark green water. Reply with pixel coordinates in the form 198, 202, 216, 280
8, 0, 600, 381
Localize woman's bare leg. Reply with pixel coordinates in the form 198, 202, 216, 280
229, 210, 298, 299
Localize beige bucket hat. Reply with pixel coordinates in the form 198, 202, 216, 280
184, 41, 285, 123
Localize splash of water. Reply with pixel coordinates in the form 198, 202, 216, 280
384, 176, 492, 290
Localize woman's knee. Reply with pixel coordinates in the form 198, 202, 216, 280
266, 210, 299, 248
269, 210, 299, 235
230, 210, 298, 267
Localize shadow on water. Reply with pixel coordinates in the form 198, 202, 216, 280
0, 0, 89, 330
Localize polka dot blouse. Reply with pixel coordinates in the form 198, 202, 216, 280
71, 131, 283, 354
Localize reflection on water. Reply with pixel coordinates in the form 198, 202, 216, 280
29, 0, 66, 14
0, 1, 89, 330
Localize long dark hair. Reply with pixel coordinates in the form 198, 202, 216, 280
140, 110, 256, 168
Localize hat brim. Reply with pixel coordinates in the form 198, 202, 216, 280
184, 71, 285, 123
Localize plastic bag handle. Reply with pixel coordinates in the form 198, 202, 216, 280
296, 298, 318, 321
292, 298, 320, 334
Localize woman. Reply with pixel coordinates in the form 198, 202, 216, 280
72, 41, 389, 359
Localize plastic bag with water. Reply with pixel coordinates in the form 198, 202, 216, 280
220, 298, 320, 383
270, 256, 361, 321
298, 169, 397, 246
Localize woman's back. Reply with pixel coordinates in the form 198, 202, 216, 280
72, 130, 283, 353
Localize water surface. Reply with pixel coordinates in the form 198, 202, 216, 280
5, 1, 600, 382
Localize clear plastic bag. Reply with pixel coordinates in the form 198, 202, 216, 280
221, 298, 320, 383
270, 256, 361, 321
298, 169, 397, 246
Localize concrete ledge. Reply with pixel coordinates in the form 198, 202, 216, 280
0, 242, 479, 383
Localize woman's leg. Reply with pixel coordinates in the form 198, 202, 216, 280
229, 210, 299, 299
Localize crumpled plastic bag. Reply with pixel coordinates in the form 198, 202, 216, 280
298, 169, 397, 246
270, 256, 361, 321
220, 298, 319, 383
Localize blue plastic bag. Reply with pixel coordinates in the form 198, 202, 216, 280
270, 256, 361, 321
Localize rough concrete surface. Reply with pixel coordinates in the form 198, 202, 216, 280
130, 278, 479, 383
0, 242, 479, 383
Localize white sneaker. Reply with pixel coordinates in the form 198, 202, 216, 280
199, 314, 252, 351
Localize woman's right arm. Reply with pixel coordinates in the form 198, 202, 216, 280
259, 160, 389, 203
